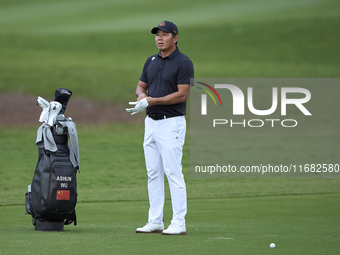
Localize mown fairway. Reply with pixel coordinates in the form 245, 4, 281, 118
0, 0, 339, 254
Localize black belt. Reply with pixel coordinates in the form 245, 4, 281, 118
148, 114, 178, 120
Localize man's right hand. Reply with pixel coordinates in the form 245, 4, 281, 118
126, 98, 149, 115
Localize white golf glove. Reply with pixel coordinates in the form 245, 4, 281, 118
126, 98, 149, 115
47, 101, 62, 126
37, 96, 50, 123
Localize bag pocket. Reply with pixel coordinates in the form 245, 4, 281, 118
25, 191, 34, 216
48, 156, 77, 214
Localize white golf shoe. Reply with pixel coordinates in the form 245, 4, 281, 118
136, 222, 164, 233
162, 223, 187, 235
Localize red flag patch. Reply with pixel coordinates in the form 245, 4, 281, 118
56, 190, 70, 200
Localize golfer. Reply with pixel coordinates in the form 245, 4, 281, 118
126, 21, 194, 235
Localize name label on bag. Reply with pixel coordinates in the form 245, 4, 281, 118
56, 176, 72, 182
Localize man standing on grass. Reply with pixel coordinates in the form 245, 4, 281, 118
126, 21, 194, 235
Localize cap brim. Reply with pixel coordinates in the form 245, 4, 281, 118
151, 26, 171, 34
151, 27, 159, 34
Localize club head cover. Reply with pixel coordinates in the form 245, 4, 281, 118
37, 96, 50, 123
54, 88, 73, 114
47, 101, 62, 126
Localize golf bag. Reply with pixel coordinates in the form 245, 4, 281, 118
25, 88, 79, 231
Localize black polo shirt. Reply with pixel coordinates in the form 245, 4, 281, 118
140, 47, 194, 117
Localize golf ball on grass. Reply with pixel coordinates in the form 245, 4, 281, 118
270, 243, 276, 248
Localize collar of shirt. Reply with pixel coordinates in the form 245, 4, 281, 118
157, 47, 180, 60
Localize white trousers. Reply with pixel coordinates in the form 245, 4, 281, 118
143, 116, 187, 226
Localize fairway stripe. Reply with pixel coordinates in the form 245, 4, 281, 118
1, 0, 335, 34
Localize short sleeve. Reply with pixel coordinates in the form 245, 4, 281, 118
140, 58, 151, 83
177, 60, 194, 85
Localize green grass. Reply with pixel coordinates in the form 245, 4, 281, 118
0, 125, 340, 254
1, 194, 339, 255
0, 0, 340, 254
1, 124, 339, 206
0, 0, 339, 100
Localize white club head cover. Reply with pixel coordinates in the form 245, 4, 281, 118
47, 101, 62, 126
37, 96, 50, 123
126, 98, 149, 115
